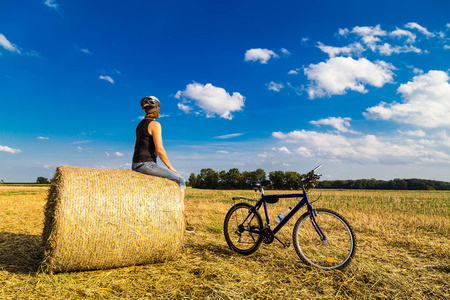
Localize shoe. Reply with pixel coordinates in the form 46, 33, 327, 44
185, 226, 195, 233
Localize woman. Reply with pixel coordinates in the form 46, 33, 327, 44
132, 96, 186, 198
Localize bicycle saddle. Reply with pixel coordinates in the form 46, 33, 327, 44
251, 180, 272, 188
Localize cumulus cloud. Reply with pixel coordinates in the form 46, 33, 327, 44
267, 81, 284, 92
377, 44, 422, 55
310, 117, 358, 133
175, 82, 245, 120
405, 22, 435, 37
316, 42, 365, 57
364, 70, 450, 128
304, 57, 395, 98
99, 75, 114, 84
334, 24, 428, 56
0, 145, 21, 154
272, 130, 449, 164
177, 103, 193, 114
0, 34, 21, 53
114, 152, 124, 157
244, 48, 279, 64
397, 130, 426, 137
389, 28, 416, 43
273, 147, 292, 154
351, 25, 387, 50
37, 136, 49, 140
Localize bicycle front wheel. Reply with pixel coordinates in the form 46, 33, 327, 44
224, 203, 263, 255
293, 208, 356, 270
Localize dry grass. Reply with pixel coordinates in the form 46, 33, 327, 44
0, 186, 449, 299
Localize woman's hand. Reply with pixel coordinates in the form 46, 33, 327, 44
169, 166, 180, 175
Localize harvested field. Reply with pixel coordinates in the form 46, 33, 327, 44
0, 185, 449, 299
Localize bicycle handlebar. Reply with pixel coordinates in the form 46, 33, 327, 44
301, 164, 323, 186
313, 164, 323, 172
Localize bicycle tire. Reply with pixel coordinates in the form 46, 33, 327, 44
293, 208, 356, 270
224, 203, 263, 255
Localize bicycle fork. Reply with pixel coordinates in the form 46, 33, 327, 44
307, 204, 327, 241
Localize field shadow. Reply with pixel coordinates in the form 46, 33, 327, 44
185, 242, 233, 257
0, 232, 43, 274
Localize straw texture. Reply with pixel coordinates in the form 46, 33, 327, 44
41, 166, 184, 273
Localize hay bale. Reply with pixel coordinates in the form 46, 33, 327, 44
41, 166, 184, 273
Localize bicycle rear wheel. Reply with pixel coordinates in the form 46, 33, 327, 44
293, 208, 356, 270
224, 203, 263, 255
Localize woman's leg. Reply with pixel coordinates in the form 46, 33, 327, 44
132, 162, 186, 190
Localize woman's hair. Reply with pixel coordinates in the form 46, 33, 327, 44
144, 106, 160, 119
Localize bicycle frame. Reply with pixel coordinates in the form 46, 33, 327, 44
247, 187, 327, 241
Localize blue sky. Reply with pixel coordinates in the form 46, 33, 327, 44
1, 0, 449, 182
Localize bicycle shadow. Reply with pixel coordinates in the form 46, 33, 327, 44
0, 232, 43, 274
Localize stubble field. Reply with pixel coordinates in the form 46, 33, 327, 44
0, 185, 449, 299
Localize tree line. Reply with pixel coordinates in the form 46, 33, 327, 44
188, 168, 450, 190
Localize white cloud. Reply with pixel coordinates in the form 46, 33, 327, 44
73, 140, 92, 144
310, 117, 358, 133
244, 48, 279, 64
288, 69, 299, 75
351, 25, 387, 50
177, 103, 193, 114
273, 147, 292, 154
217, 150, 229, 154
272, 129, 449, 164
444, 45, 450, 50
267, 81, 284, 92
175, 82, 245, 120
397, 130, 426, 137
377, 43, 422, 55
338, 28, 350, 36
81, 48, 92, 55
99, 75, 114, 84
281, 48, 291, 55
304, 57, 395, 98
44, 0, 59, 10
114, 152, 124, 157
37, 136, 49, 140
364, 70, 450, 128
105, 151, 111, 157
0, 145, 21, 154
405, 22, 435, 37
316, 42, 365, 57
389, 28, 416, 43
0, 34, 21, 53
214, 133, 243, 139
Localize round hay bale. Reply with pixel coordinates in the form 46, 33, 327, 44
41, 166, 185, 273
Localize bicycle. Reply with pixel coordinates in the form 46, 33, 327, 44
223, 165, 356, 270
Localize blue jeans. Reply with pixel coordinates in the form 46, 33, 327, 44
132, 162, 186, 189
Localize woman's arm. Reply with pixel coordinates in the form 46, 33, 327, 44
148, 121, 179, 174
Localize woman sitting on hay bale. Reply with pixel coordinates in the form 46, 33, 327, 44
132, 96, 194, 232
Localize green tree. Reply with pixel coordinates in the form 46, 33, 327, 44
188, 173, 197, 187
269, 171, 286, 189
285, 171, 301, 190
196, 168, 220, 189
36, 176, 50, 184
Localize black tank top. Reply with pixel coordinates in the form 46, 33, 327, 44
132, 119, 157, 163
